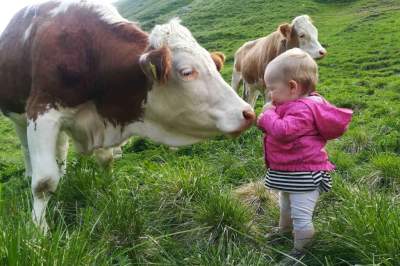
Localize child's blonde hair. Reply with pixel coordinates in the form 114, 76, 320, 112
264, 48, 318, 94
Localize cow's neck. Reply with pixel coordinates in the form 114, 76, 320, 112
124, 118, 203, 148
92, 22, 151, 126
123, 86, 204, 148
67, 95, 200, 154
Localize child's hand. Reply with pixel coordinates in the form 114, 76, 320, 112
257, 113, 264, 127
257, 103, 275, 132
257, 112, 267, 131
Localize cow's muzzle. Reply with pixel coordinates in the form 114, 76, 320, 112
229, 109, 256, 137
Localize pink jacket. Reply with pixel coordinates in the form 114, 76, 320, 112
257, 94, 353, 172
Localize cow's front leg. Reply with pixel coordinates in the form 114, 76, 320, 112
264, 88, 272, 106
231, 67, 242, 93
246, 85, 261, 108
243, 82, 249, 102
27, 109, 63, 233
262, 89, 274, 112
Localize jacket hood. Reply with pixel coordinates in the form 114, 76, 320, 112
299, 96, 353, 140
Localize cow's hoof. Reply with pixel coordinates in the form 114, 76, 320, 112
112, 147, 123, 159
32, 214, 49, 235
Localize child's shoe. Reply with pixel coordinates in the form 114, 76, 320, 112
293, 229, 315, 250
278, 229, 315, 265
278, 248, 306, 265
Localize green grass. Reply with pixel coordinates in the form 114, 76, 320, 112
1, 0, 400, 264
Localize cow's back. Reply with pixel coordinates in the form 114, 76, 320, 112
0, 1, 149, 124
234, 32, 285, 86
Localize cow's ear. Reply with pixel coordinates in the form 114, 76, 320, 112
139, 46, 172, 84
278, 23, 292, 38
210, 52, 225, 72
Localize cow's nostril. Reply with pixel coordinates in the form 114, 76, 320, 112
243, 110, 256, 122
319, 50, 327, 56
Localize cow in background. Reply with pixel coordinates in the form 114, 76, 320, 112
232, 15, 327, 107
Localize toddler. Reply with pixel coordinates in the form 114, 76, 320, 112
257, 48, 352, 262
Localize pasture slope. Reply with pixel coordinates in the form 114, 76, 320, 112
0, 0, 400, 264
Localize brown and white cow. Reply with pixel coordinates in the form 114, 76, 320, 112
0, 0, 255, 232
232, 15, 327, 107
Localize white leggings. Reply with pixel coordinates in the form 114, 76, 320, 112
279, 190, 320, 231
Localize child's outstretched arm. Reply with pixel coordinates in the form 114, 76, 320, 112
257, 104, 313, 142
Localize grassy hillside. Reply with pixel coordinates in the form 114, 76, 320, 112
1, 0, 400, 265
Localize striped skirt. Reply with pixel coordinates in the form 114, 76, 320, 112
264, 169, 332, 193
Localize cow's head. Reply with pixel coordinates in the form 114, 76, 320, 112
279, 15, 326, 59
139, 18, 255, 147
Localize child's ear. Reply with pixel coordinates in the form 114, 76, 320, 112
288, 80, 298, 91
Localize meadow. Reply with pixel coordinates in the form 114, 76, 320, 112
0, 0, 400, 264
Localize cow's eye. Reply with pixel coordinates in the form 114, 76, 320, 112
182, 69, 192, 76
179, 68, 198, 80
299, 34, 306, 38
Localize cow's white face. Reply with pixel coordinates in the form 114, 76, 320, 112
138, 19, 255, 147
292, 15, 327, 59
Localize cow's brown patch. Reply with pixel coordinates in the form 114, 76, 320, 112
92, 21, 150, 125
0, 3, 154, 125
210, 52, 225, 72
288, 27, 300, 49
